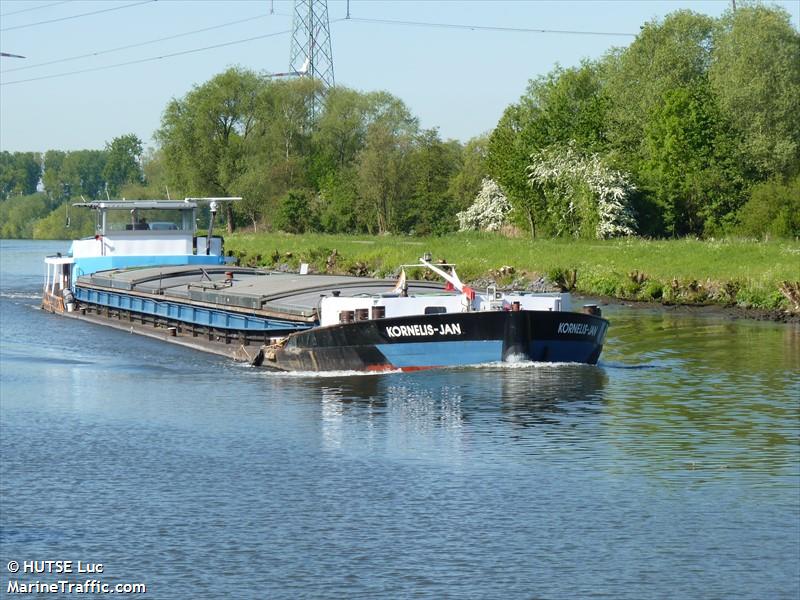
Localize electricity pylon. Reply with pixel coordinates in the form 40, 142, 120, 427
289, 0, 335, 112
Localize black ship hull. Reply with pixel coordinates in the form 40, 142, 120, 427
260, 310, 609, 372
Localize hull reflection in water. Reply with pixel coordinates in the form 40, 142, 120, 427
281, 363, 608, 456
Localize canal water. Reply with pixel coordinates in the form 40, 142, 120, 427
1, 239, 798, 599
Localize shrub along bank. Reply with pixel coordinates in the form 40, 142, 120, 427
225, 233, 800, 314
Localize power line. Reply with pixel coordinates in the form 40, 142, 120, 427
344, 16, 637, 38
2, 13, 274, 73
0, 1, 71, 18
0, 0, 155, 32
0, 29, 294, 86
0, 8, 634, 87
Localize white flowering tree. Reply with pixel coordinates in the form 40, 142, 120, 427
456, 178, 511, 232
527, 143, 637, 238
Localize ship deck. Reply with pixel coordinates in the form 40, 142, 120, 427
76, 265, 447, 320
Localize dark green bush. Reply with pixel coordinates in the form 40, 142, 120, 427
275, 189, 319, 234
737, 176, 800, 239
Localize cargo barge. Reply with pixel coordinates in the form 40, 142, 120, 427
43, 199, 609, 372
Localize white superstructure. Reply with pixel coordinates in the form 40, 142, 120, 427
317, 257, 571, 327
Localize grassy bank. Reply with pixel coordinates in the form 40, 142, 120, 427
225, 232, 800, 313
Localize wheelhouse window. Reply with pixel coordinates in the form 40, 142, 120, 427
101, 208, 194, 233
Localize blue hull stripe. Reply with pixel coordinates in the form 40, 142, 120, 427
73, 286, 310, 332
376, 340, 503, 368
530, 340, 598, 362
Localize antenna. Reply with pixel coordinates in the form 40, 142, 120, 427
289, 0, 335, 111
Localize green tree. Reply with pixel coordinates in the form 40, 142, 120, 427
487, 61, 609, 237
402, 129, 462, 235
317, 170, 360, 233
603, 10, 716, 165
234, 78, 321, 230
251, 78, 320, 190
103, 134, 144, 196
447, 134, 488, 212
0, 193, 49, 238
737, 175, 800, 239
487, 103, 545, 237
483, 6, 799, 239
641, 86, 733, 236
354, 94, 418, 233
0, 152, 13, 199
41, 150, 67, 199
356, 123, 413, 234
157, 67, 264, 232
118, 148, 173, 200
311, 87, 370, 179
0, 152, 42, 199
362, 90, 419, 136
32, 201, 95, 240
274, 189, 317, 233
60, 150, 107, 199
233, 154, 283, 232
534, 62, 610, 153
709, 5, 800, 178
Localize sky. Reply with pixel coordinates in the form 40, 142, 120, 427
1, 0, 798, 153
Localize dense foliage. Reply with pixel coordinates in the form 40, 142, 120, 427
0, 135, 144, 238
0, 193, 52, 238
1, 4, 797, 240
489, 5, 799, 238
